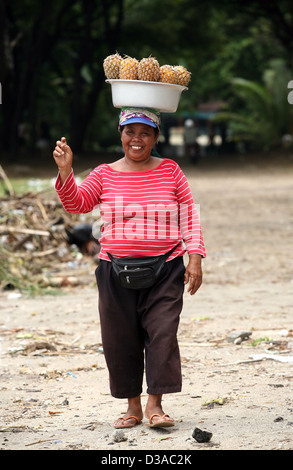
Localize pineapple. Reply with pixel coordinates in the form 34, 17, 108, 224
119, 56, 139, 80
103, 53, 122, 79
173, 65, 191, 86
138, 56, 160, 82
159, 65, 179, 84
103, 52, 191, 87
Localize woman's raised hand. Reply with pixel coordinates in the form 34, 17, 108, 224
53, 137, 73, 184
53, 137, 73, 170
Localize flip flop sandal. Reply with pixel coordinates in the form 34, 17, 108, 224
146, 413, 175, 428
114, 415, 142, 429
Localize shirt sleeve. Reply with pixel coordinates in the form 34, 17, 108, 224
55, 166, 103, 214
172, 163, 206, 257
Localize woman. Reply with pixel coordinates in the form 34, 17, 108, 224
53, 108, 206, 429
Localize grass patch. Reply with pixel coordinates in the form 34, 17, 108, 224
0, 177, 55, 197
251, 337, 272, 347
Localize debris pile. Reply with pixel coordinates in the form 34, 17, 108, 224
0, 188, 100, 294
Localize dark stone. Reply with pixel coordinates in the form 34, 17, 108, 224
192, 427, 213, 443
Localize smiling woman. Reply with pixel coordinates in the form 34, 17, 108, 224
114, 123, 159, 171
53, 106, 206, 430
113, 107, 161, 171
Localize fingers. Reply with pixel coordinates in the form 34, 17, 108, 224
56, 137, 67, 151
188, 277, 202, 295
59, 136, 67, 150
53, 137, 69, 158
184, 255, 203, 295
184, 270, 202, 295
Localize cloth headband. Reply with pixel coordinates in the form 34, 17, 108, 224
118, 107, 161, 129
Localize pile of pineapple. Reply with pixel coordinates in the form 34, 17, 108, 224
103, 53, 191, 87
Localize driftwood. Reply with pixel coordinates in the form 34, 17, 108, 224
0, 164, 15, 196
23, 341, 58, 354
0, 226, 51, 236
0, 178, 100, 291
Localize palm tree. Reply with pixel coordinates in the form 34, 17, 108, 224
214, 59, 293, 151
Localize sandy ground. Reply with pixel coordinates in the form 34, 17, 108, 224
0, 154, 293, 452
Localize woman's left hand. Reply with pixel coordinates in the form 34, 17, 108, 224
184, 254, 202, 295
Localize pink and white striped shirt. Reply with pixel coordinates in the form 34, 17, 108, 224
55, 158, 206, 261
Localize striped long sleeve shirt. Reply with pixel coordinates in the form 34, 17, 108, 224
55, 158, 206, 261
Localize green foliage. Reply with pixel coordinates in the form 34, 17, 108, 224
1, 0, 293, 157
0, 245, 62, 297
251, 337, 272, 347
214, 59, 293, 150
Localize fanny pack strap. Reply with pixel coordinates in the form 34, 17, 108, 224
107, 243, 180, 264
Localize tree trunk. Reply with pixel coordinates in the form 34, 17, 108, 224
69, 0, 124, 152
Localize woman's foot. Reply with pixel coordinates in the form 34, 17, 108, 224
114, 396, 143, 428
146, 413, 174, 427
145, 394, 175, 427
114, 415, 142, 429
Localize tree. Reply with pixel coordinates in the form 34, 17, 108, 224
1, 0, 293, 159
0, 0, 125, 158
214, 60, 293, 150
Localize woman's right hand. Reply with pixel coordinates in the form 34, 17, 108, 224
53, 137, 73, 184
53, 137, 73, 170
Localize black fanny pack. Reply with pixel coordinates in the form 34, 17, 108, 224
107, 244, 179, 289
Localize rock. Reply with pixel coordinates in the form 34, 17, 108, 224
274, 416, 284, 422
112, 430, 128, 443
192, 427, 213, 443
227, 330, 252, 344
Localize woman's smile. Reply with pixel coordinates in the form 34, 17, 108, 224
130, 145, 143, 150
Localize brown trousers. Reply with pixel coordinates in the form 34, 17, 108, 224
95, 257, 185, 398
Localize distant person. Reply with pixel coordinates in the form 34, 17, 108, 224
37, 117, 51, 158
18, 123, 26, 148
184, 119, 200, 163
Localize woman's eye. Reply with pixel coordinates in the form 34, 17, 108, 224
124, 129, 151, 137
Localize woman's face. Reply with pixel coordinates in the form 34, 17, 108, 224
120, 123, 158, 162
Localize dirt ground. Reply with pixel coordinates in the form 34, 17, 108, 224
0, 153, 293, 452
